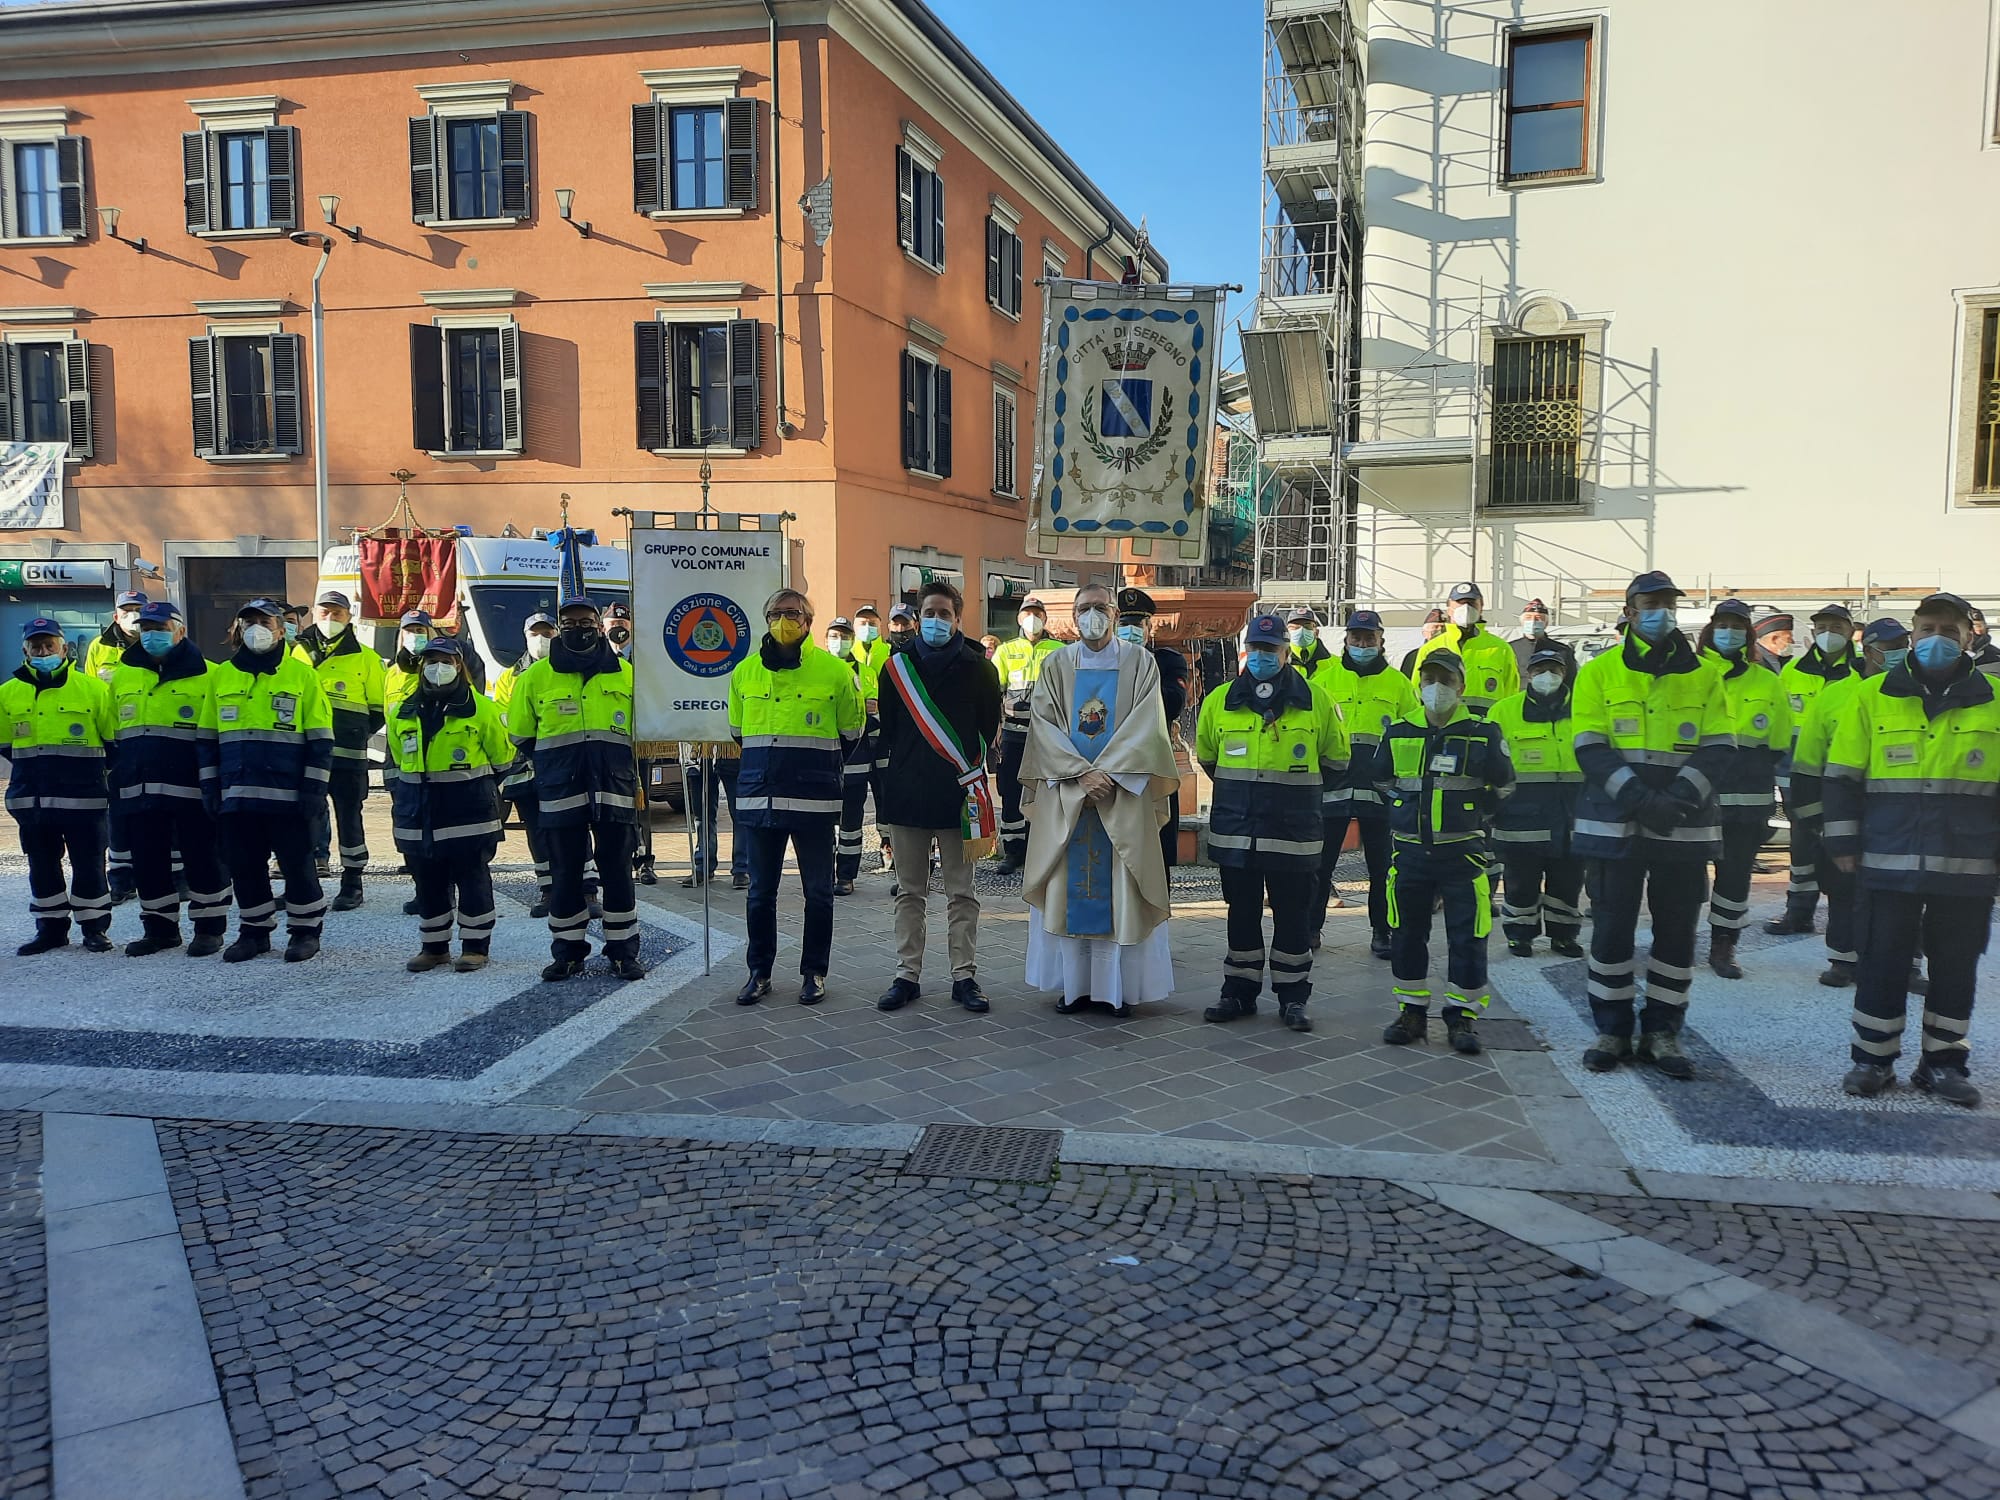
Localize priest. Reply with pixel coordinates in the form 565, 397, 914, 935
1020, 582, 1181, 1014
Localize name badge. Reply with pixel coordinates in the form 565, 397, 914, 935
1518, 745, 1544, 764
219, 704, 240, 722
402, 733, 420, 757
1613, 717, 1640, 737
556, 698, 582, 717
1222, 735, 1250, 758
1430, 752, 1460, 774
118, 702, 138, 721
1789, 693, 1805, 712
11, 720, 29, 740
271, 693, 297, 729
1884, 743, 1918, 765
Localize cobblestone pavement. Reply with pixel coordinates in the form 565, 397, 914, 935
1, 1111, 50, 1500
159, 1117, 1997, 1500
1554, 1191, 2000, 1380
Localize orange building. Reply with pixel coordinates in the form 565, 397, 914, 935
0, 0, 1163, 645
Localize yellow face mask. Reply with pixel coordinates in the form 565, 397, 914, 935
769, 618, 807, 647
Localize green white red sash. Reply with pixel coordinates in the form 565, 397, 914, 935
883, 653, 997, 842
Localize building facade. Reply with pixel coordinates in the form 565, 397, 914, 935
0, 0, 1162, 645
1342, 0, 2000, 624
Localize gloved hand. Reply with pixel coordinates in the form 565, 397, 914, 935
201, 786, 221, 820
1635, 790, 1683, 835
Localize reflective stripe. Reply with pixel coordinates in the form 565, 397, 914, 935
1850, 1031, 1901, 1057
119, 783, 202, 801
8, 795, 108, 811
1821, 819, 1860, 838
1512, 770, 1585, 784
1492, 828, 1553, 843
538, 792, 590, 814
1647, 958, 1695, 982
1717, 791, 1772, 806
116, 725, 202, 743
9, 743, 105, 759
741, 733, 842, 751
1573, 732, 1610, 751
1824, 763, 1864, 781
1214, 766, 1312, 784
1864, 777, 2000, 796
226, 786, 300, 803
534, 729, 632, 751
1207, 832, 1323, 857
1574, 818, 1633, 839
303, 766, 330, 783
735, 796, 842, 815
221, 728, 309, 745
1930, 856, 1998, 876
1861, 852, 1921, 871
392, 819, 503, 842
399, 766, 494, 784
1676, 768, 1712, 800
1923, 1009, 1972, 1037
1640, 824, 1717, 843
1628, 749, 1691, 768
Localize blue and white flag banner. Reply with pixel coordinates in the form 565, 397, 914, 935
1029, 279, 1226, 563
0, 443, 66, 531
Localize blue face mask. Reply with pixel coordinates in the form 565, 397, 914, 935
1711, 627, 1747, 653
26, 651, 63, 675
1882, 647, 1909, 671
140, 630, 175, 658
1115, 624, 1146, 647
1347, 645, 1381, 665
1635, 607, 1677, 643
919, 616, 954, 647
1246, 649, 1283, 681
1913, 635, 1962, 672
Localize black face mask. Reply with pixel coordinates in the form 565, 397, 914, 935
561, 625, 601, 652
608, 627, 632, 645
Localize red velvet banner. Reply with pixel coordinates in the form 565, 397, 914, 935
356, 534, 458, 626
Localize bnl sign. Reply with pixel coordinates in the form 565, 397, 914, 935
0, 560, 114, 588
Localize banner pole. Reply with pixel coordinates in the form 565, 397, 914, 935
701, 747, 713, 976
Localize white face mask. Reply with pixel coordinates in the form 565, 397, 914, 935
525, 632, 552, 660
241, 624, 277, 653
826, 633, 854, 658
321, 618, 348, 639
1018, 612, 1045, 639
401, 630, 430, 655
1524, 617, 1547, 637
1421, 681, 1460, 714
1815, 629, 1848, 656
1450, 604, 1476, 629
1529, 671, 1564, 697
1075, 607, 1111, 643
115, 609, 141, 632
422, 662, 457, 686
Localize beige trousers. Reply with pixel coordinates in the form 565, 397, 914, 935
882, 825, 979, 983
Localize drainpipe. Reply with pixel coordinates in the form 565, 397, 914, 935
1082, 220, 1114, 283
763, 0, 794, 438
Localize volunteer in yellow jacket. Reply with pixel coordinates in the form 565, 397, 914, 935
1411, 582, 1520, 717
1768, 603, 1860, 935
991, 596, 1066, 871
3, 616, 118, 954
492, 610, 557, 915
1314, 608, 1419, 957
1695, 598, 1791, 980
294, 588, 386, 910
84, 588, 148, 903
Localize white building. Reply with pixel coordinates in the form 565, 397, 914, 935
1337, 0, 2000, 625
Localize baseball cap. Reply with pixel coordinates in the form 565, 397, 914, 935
315, 588, 351, 610
855, 603, 882, 618
1809, 602, 1855, 625
398, 609, 434, 629
1244, 613, 1286, 647
1421, 647, 1466, 681
21, 616, 63, 639
115, 590, 149, 609
1916, 591, 1975, 623
419, 635, 463, 657
1345, 609, 1384, 632
1446, 582, 1482, 603
1710, 596, 1754, 621
827, 616, 855, 633
1527, 645, 1570, 670
1018, 595, 1047, 613
237, 597, 285, 618
524, 611, 556, 631
1285, 604, 1321, 625
1860, 617, 1910, 646
1624, 570, 1687, 602
136, 600, 181, 625
889, 603, 917, 623
604, 603, 633, 622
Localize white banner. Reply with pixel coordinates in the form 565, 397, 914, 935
629, 528, 784, 743
0, 444, 66, 530
1029, 280, 1226, 564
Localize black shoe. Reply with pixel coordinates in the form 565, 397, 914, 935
1280, 1001, 1312, 1033
994, 858, 1022, 875
1203, 994, 1257, 1023
1842, 1062, 1895, 1098
833, 879, 856, 897
610, 957, 646, 981
952, 978, 990, 1014
16, 929, 69, 956
186, 933, 224, 958
1583, 1033, 1630, 1071
681, 872, 708, 889
125, 931, 184, 957
877, 979, 919, 1012
284, 934, 320, 963
1636, 1031, 1694, 1081
731, 873, 749, 890
1382, 1004, 1428, 1046
315, 858, 333, 878
530, 896, 551, 919
80, 930, 113, 953
1550, 937, 1584, 958
1507, 939, 1534, 958
800, 975, 827, 1006
331, 874, 364, 912
1912, 1060, 1982, 1108
223, 933, 271, 963
1446, 1011, 1482, 1055
1370, 931, 1393, 960
1763, 910, 1815, 936
637, 865, 657, 887
108, 880, 136, 907
1909, 968, 1930, 997
542, 957, 587, 982
401, 897, 421, 916
588, 900, 605, 921
736, 974, 771, 1005
1708, 936, 1743, 980
1819, 959, 1856, 989
1054, 993, 1094, 1015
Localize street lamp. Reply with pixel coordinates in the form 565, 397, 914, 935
288, 230, 335, 566
554, 188, 592, 238
317, 193, 361, 242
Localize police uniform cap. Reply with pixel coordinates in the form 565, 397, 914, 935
1116, 587, 1156, 619
136, 600, 181, 625
1243, 613, 1287, 647
1624, 570, 1686, 601
1860, 617, 1909, 646
1345, 609, 1384, 632
1753, 610, 1794, 639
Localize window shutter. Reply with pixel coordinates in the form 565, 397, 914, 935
994, 388, 1013, 495
55, 137, 86, 238
408, 116, 439, 225
0, 346, 16, 442
895, 146, 914, 253
182, 130, 212, 234
498, 322, 523, 451
931, 173, 945, 270
1008, 234, 1021, 315
727, 317, 762, 450
264, 126, 299, 230
270, 332, 303, 455
189, 336, 217, 458
497, 110, 531, 220
900, 350, 917, 468
634, 320, 669, 451
632, 102, 664, 215
934, 364, 952, 478
724, 97, 758, 210
986, 216, 1000, 306
59, 339, 93, 460
409, 323, 445, 451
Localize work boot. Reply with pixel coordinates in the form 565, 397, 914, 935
406, 949, 451, 973
1912, 1060, 1982, 1108
1381, 1004, 1429, 1046
1842, 1062, 1895, 1097
315, 857, 333, 878
108, 871, 136, 906
1819, 959, 1856, 989
1708, 933, 1742, 980
453, 951, 489, 973
610, 956, 646, 981
1280, 1001, 1312, 1033
833, 879, 855, 897
1637, 1031, 1694, 1081
530, 890, 551, 919
402, 896, 421, 916
331, 871, 364, 912
283, 933, 320, 963
1763, 907, 1815, 936
1203, 994, 1258, 1023
186, 933, 225, 958
125, 930, 184, 957
1582, 1033, 1630, 1072
16, 926, 69, 956
1369, 931, 1393, 960
542, 957, 587, 982
1445, 1010, 1482, 1055
80, 930, 113, 953
223, 932, 271, 963
1507, 939, 1534, 958
1550, 936, 1584, 958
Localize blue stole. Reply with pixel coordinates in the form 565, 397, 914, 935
1064, 668, 1119, 939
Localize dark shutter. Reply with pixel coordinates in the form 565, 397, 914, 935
270, 332, 303, 455
408, 116, 439, 225
264, 126, 298, 230
634, 320, 669, 451
930, 171, 945, 270
55, 136, 86, 238
1007, 233, 1021, 315
727, 317, 762, 450
189, 336, 217, 458
895, 146, 914, 252
934, 363, 952, 478
497, 110, 531, 220
986, 216, 1001, 306
497, 322, 523, 451
724, 97, 758, 210
60, 339, 92, 460
994, 388, 1013, 495
632, 102, 664, 215
0, 346, 15, 441
900, 350, 917, 469
182, 130, 212, 234
409, 324, 444, 451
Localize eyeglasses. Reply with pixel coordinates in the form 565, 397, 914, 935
766, 607, 808, 623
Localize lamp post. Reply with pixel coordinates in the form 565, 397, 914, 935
288, 231, 335, 564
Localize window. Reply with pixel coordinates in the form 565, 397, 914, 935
633, 318, 762, 451
1488, 335, 1583, 507
896, 147, 945, 270
992, 385, 1017, 497
900, 350, 952, 477
182, 126, 296, 234
0, 135, 83, 241
0, 338, 92, 457
1972, 309, 2000, 494
986, 216, 1022, 317
409, 322, 522, 454
631, 97, 756, 214
188, 332, 303, 458
1503, 27, 1594, 182
409, 111, 529, 225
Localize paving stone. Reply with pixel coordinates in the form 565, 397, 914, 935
0, 1112, 50, 1500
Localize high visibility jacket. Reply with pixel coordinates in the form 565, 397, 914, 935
506, 651, 638, 827
1777, 644, 1858, 784
1371, 705, 1513, 861
108, 639, 217, 810
1196, 670, 1349, 871
1786, 671, 1869, 828
1823, 665, 2000, 896
1702, 649, 1791, 827
208, 650, 334, 812
83, 625, 136, 685
0, 663, 116, 815
992, 635, 1064, 738
292, 627, 385, 768
490, 659, 537, 796
384, 657, 422, 713
1570, 632, 1734, 861
386, 686, 512, 855
1317, 652, 1418, 818
1487, 688, 1583, 854
831, 649, 878, 784
1293, 639, 1338, 688
728, 639, 864, 829
853, 635, 891, 695
1412, 621, 1520, 716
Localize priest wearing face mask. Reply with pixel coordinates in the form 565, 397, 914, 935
85, 590, 148, 904
1768, 604, 1860, 938
1410, 582, 1520, 717
3, 617, 118, 955
989, 594, 1065, 871
1695, 599, 1791, 980
1569, 571, 1734, 1081
1022, 583, 1181, 1018
1485, 645, 1585, 962
294, 589, 386, 909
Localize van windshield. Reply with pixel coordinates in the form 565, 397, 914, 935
469, 584, 630, 668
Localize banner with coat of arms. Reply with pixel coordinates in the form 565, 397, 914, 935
1029, 279, 1226, 564
629, 527, 785, 743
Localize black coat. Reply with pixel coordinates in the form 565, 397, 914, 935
875, 634, 1002, 830
1151, 643, 1189, 724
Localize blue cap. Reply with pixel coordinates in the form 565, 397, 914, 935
524, 611, 556, 630
1446, 582, 1482, 604
115, 590, 149, 609
419, 635, 463, 658
1861, 617, 1909, 646
398, 609, 433, 629
1916, 592, 1975, 623
136, 600, 181, 625
1710, 597, 1753, 622
1244, 613, 1286, 647
1345, 609, 1384, 632
1625, 570, 1686, 602
889, 602, 917, 623
1285, 604, 1321, 625
1420, 647, 1466, 681
21, 616, 63, 639
237, 597, 285, 618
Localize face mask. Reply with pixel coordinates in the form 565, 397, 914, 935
1815, 630, 1848, 657
1347, 645, 1381, 665
322, 619, 348, 639
141, 630, 175, 659
242, 624, 277, 653
1018, 613, 1045, 639
1882, 647, 1909, 671
768, 618, 806, 648
1524, 618, 1547, 637
1711, 627, 1747, 653
115, 609, 140, 633
560, 625, 600, 652
1115, 624, 1146, 647
422, 662, 458, 687
1634, 608, 1677, 643
1076, 608, 1111, 642
1246, 649, 1282, 681
608, 627, 632, 645
826, 634, 854, 658
1421, 681, 1461, 713
525, 633, 552, 660
401, 631, 430, 654
1287, 626, 1317, 651
284, 622, 299, 643
1450, 604, 1476, 629
26, 651, 63, 675
856, 622, 879, 643
1529, 670, 1563, 697
1913, 635, 1962, 672
919, 617, 954, 647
